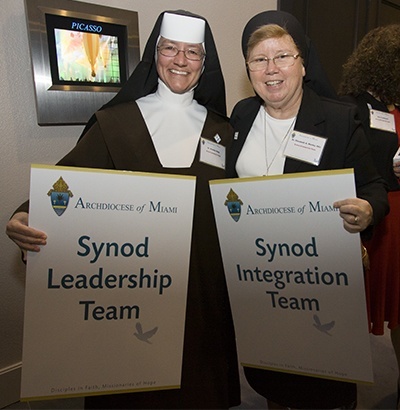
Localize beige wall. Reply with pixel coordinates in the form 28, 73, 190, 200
0, 0, 276, 405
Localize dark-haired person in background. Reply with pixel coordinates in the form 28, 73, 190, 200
339, 23, 400, 408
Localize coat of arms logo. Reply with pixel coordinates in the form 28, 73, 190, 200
224, 188, 243, 222
47, 176, 73, 216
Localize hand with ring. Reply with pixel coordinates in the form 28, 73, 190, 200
333, 197, 373, 233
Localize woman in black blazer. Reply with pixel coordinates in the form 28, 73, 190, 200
227, 11, 388, 409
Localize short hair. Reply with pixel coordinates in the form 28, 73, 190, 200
246, 24, 302, 61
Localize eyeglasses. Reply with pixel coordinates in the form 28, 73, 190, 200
157, 45, 205, 61
247, 54, 300, 71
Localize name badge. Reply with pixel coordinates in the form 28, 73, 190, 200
199, 137, 226, 169
393, 146, 400, 165
370, 109, 396, 133
284, 131, 327, 166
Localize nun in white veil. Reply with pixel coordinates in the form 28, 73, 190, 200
6, 10, 240, 410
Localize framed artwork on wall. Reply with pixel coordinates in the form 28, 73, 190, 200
24, 0, 140, 125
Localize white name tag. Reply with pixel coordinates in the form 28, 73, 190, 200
393, 146, 400, 164
284, 131, 327, 166
370, 109, 396, 133
199, 137, 226, 169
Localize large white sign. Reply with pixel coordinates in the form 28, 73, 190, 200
21, 165, 196, 400
210, 169, 373, 383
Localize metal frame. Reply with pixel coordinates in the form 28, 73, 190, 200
24, 0, 140, 125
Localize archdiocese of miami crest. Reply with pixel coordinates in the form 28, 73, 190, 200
224, 188, 243, 222
47, 176, 73, 216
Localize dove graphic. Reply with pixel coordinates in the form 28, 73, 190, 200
313, 314, 335, 336
134, 322, 158, 344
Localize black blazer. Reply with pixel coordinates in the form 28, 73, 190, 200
342, 92, 399, 191
227, 86, 389, 231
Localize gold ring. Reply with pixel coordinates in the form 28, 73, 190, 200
354, 216, 359, 223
